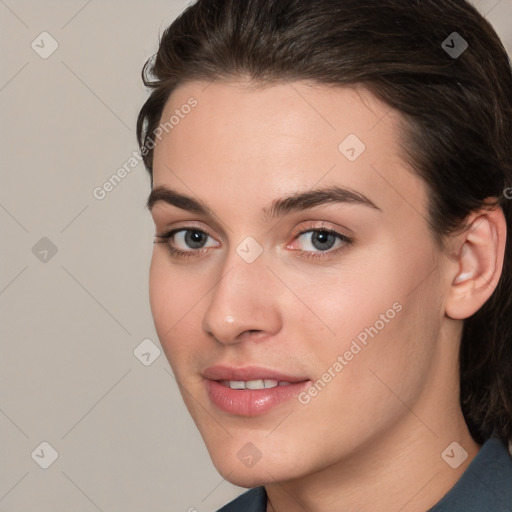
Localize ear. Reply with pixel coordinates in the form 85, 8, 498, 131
445, 205, 507, 320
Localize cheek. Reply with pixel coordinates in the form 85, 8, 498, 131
298, 242, 440, 379
317, 263, 442, 413
148, 253, 201, 366
285, 257, 397, 349
149, 252, 172, 335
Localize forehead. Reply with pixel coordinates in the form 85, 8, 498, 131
152, 79, 429, 224
157, 79, 394, 155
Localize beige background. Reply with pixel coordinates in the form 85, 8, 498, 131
1, 1, 511, 511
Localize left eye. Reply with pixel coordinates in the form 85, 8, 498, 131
291, 229, 349, 252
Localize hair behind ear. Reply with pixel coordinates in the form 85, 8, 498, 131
459, 201, 512, 444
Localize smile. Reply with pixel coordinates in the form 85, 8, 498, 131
202, 365, 311, 416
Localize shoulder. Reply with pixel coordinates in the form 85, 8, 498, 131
215, 486, 267, 512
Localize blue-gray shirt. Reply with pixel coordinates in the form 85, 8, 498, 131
216, 437, 512, 511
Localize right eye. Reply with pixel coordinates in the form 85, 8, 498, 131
154, 228, 220, 258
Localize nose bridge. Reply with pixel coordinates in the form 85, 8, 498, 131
202, 247, 281, 344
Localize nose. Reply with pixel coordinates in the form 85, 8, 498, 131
202, 252, 282, 345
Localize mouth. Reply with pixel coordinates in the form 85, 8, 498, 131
218, 379, 295, 389
202, 365, 311, 416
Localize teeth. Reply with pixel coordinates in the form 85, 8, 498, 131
220, 379, 293, 389
246, 379, 266, 390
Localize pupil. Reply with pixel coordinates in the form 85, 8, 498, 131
186, 230, 205, 248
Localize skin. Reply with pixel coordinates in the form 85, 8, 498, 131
148, 79, 506, 512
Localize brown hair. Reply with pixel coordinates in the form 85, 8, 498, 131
137, 0, 512, 445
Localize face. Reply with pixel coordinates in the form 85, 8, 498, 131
148, 79, 451, 486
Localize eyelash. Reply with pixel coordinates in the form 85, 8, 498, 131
154, 229, 214, 260
154, 226, 353, 261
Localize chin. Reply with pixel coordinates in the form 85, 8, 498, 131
206, 447, 267, 486
208, 444, 310, 488
219, 469, 269, 489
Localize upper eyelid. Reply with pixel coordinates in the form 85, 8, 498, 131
155, 221, 216, 237
150, 206, 230, 239
291, 223, 352, 238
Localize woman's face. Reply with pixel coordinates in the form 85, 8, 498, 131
148, 79, 453, 486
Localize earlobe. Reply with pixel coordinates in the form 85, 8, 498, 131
445, 206, 507, 320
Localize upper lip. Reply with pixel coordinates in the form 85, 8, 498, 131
202, 365, 309, 382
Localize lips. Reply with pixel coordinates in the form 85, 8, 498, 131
202, 365, 311, 416
202, 365, 308, 383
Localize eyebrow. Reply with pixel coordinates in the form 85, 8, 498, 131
147, 184, 381, 221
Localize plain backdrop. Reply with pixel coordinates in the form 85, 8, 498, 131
1, 1, 511, 511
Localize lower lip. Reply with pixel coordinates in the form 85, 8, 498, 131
205, 379, 311, 416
